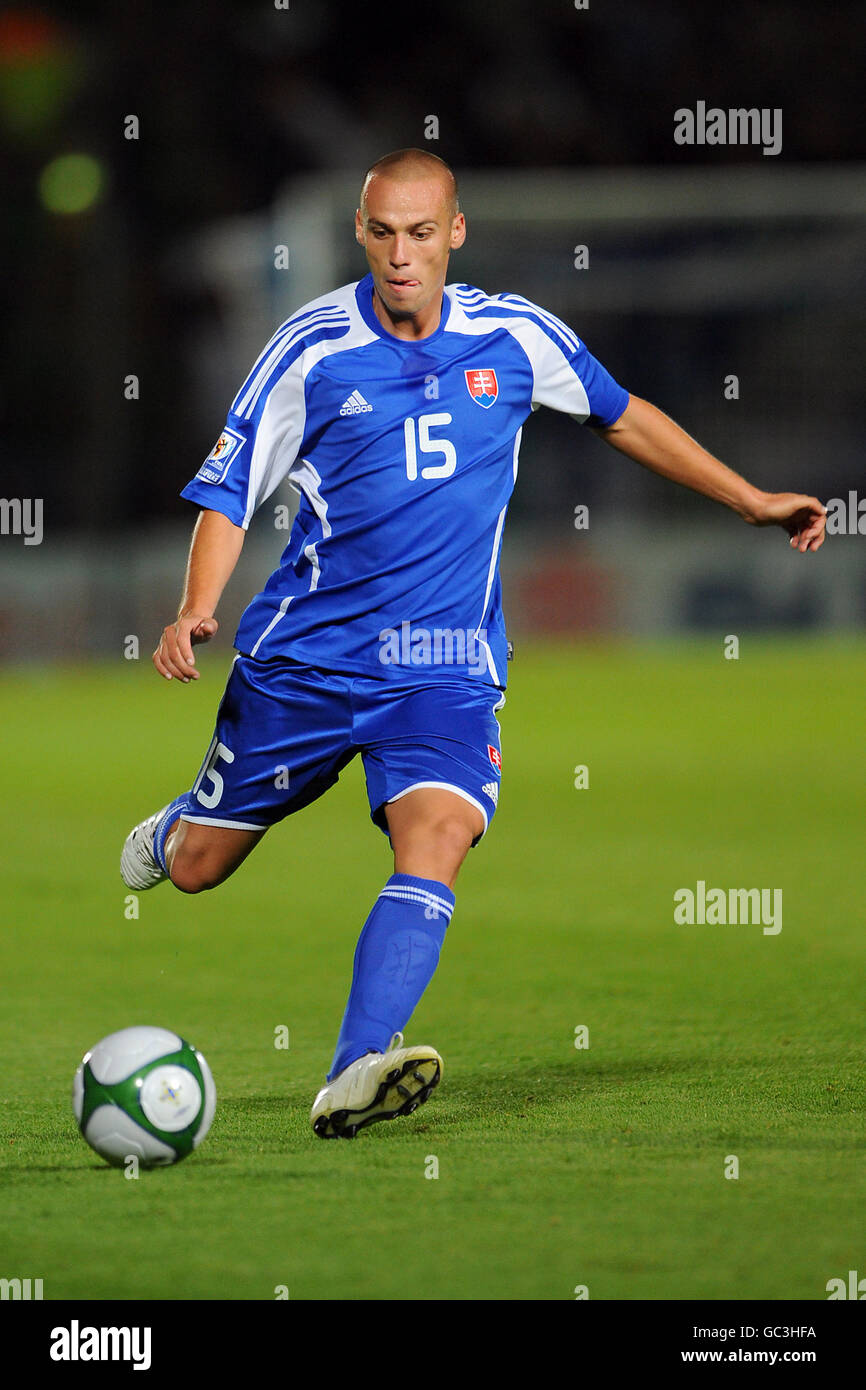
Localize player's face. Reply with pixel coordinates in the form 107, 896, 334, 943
355, 175, 465, 334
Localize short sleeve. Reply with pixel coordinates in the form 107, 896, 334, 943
529, 331, 629, 428
563, 342, 630, 428
180, 416, 257, 527
494, 293, 629, 428
180, 356, 308, 529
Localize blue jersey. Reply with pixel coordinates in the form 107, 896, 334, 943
180, 274, 629, 687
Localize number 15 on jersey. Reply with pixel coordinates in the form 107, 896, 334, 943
404, 413, 457, 481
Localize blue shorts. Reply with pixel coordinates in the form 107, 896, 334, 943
180, 655, 505, 843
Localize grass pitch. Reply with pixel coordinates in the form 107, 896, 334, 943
0, 638, 863, 1300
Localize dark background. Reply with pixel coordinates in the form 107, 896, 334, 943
1, 0, 864, 650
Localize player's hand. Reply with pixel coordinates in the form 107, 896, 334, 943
745, 491, 827, 552
153, 614, 219, 683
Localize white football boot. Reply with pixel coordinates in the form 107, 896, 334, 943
311, 1032, 443, 1139
120, 805, 171, 890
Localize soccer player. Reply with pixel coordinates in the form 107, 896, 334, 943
121, 149, 826, 1139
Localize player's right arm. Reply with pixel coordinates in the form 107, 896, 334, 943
153, 508, 245, 683
159, 294, 348, 682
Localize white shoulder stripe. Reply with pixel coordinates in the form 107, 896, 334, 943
455, 286, 486, 302
491, 293, 581, 354
237, 305, 347, 391
454, 285, 581, 356
233, 308, 350, 419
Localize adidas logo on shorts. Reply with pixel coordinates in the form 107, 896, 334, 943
339, 390, 373, 416
482, 781, 499, 806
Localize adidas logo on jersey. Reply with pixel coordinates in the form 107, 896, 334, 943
339, 390, 373, 416
482, 781, 499, 806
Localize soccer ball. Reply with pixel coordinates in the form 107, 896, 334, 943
72, 1025, 216, 1168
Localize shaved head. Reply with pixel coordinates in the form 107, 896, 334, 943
360, 148, 459, 220
355, 148, 465, 340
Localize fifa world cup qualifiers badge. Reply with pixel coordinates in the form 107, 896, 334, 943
196, 427, 245, 486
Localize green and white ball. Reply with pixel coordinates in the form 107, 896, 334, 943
73, 1026, 216, 1167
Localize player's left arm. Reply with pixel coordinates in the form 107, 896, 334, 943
594, 394, 827, 553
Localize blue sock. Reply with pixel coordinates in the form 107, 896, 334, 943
153, 794, 192, 873
328, 873, 455, 1081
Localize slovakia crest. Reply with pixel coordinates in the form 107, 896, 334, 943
465, 368, 499, 408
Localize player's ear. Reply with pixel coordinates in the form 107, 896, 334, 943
450, 213, 466, 250
354, 209, 365, 246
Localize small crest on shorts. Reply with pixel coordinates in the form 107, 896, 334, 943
487, 744, 502, 770
465, 368, 499, 408
196, 427, 245, 485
